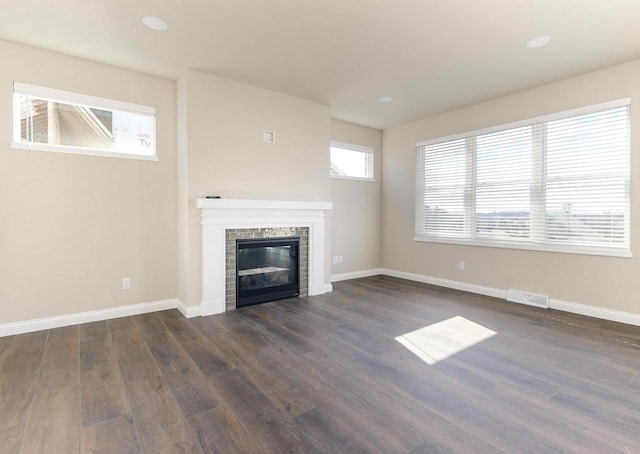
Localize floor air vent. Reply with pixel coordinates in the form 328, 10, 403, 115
506, 289, 549, 309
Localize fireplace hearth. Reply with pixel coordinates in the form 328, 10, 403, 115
236, 236, 300, 307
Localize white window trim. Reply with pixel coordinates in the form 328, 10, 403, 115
415, 98, 632, 258
413, 235, 633, 258
416, 99, 630, 148
11, 82, 157, 161
330, 140, 375, 181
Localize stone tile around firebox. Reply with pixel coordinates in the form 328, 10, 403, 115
225, 227, 309, 311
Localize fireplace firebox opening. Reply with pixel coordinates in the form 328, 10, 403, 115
236, 236, 300, 308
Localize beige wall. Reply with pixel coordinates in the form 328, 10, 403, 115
0, 40, 177, 324
330, 120, 382, 276
177, 69, 331, 306
383, 58, 640, 315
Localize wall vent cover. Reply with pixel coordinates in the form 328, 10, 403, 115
506, 289, 549, 309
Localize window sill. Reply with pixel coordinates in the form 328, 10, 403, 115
11, 142, 158, 162
330, 175, 375, 182
413, 235, 632, 258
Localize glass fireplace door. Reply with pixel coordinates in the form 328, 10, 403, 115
236, 237, 300, 307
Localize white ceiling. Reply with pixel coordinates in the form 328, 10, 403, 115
2, 0, 640, 129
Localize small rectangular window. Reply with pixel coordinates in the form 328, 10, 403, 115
330, 141, 374, 181
12, 82, 157, 161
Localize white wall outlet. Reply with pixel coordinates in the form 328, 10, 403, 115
459, 261, 465, 271
122, 278, 131, 290
339, 256, 344, 264
332, 256, 340, 265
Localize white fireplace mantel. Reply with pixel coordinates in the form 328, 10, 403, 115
197, 198, 332, 315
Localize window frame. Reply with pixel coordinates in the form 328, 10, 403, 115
415, 98, 632, 258
11, 82, 157, 161
330, 141, 375, 182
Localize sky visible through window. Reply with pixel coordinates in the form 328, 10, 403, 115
330, 145, 370, 178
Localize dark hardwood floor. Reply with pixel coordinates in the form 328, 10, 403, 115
1, 275, 640, 453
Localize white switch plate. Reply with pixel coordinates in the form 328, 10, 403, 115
263, 130, 276, 143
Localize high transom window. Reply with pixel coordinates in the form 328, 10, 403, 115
415, 99, 631, 257
330, 141, 374, 181
12, 82, 156, 161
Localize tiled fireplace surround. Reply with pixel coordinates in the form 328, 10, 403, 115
197, 198, 332, 316
225, 227, 309, 311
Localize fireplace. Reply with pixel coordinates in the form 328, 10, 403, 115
236, 237, 300, 307
197, 198, 332, 316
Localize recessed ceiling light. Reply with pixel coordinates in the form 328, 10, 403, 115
379, 96, 394, 103
526, 35, 551, 49
142, 16, 168, 31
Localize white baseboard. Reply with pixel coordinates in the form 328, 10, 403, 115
176, 299, 201, 318
310, 283, 333, 296
0, 299, 179, 337
200, 300, 225, 317
380, 268, 508, 300
549, 298, 640, 327
331, 268, 384, 283
377, 268, 640, 327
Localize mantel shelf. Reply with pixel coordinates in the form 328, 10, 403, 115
196, 198, 332, 211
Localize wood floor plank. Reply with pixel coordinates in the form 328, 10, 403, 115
81, 414, 141, 454
257, 343, 425, 453
190, 405, 260, 454
355, 342, 563, 452
22, 327, 81, 452
488, 381, 639, 452
0, 423, 26, 454
213, 311, 273, 351
551, 390, 640, 443
206, 368, 321, 453
108, 317, 162, 385
189, 314, 318, 417
237, 307, 313, 354
157, 310, 235, 376
134, 313, 219, 418
80, 335, 130, 427
36, 326, 80, 392
22, 384, 80, 454
126, 374, 202, 453
472, 342, 640, 418
293, 406, 384, 454
78, 321, 109, 341
0, 331, 47, 430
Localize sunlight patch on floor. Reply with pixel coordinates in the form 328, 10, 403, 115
395, 316, 497, 366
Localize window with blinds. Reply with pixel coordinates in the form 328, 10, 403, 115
415, 99, 630, 256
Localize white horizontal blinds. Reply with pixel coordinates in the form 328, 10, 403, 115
475, 126, 533, 240
417, 139, 467, 236
415, 99, 630, 255
545, 106, 630, 246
